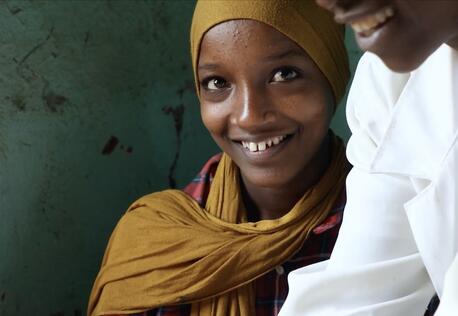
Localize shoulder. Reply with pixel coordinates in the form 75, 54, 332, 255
313, 181, 347, 235
347, 46, 458, 176
345, 52, 410, 170
183, 153, 222, 206
347, 52, 411, 142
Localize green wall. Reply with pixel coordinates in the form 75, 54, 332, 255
0, 1, 362, 315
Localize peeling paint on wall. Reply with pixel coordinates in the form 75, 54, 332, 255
10, 95, 26, 111
162, 104, 185, 188
101, 136, 119, 155
43, 91, 68, 113
18, 27, 54, 67
160, 81, 195, 188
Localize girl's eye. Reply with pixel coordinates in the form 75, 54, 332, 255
203, 77, 228, 90
271, 68, 299, 83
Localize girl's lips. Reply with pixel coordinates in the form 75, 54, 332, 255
237, 133, 294, 161
332, 0, 393, 24
321, 1, 396, 53
326, 2, 396, 54
241, 135, 287, 152
349, 6, 394, 37
353, 9, 396, 53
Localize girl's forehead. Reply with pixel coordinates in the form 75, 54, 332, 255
199, 20, 303, 61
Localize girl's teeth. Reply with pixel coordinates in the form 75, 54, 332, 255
353, 24, 362, 32
242, 135, 288, 152
350, 6, 394, 34
249, 142, 257, 152
385, 7, 394, 17
375, 12, 387, 23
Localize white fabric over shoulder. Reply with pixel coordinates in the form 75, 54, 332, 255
280, 254, 433, 316
280, 45, 458, 315
435, 254, 458, 315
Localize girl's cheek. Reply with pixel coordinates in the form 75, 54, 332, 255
200, 105, 224, 133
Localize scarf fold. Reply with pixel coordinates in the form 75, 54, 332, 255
88, 134, 348, 316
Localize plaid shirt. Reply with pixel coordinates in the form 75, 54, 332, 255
125, 153, 347, 316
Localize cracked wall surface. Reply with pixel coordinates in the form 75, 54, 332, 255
0, 0, 362, 315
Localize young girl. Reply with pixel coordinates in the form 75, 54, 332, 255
88, 1, 350, 315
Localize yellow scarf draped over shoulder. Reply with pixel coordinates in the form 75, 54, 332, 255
88, 135, 348, 315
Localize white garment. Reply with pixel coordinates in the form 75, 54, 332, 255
279, 44, 458, 315
436, 254, 458, 315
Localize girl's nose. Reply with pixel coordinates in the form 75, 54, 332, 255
230, 85, 276, 131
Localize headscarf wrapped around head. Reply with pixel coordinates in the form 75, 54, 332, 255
190, 0, 350, 104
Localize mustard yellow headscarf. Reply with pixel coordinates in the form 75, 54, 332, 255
88, 1, 350, 315
191, 0, 350, 103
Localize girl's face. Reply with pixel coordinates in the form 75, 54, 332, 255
198, 20, 334, 190
317, 0, 458, 72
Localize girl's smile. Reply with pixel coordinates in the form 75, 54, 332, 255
235, 132, 294, 163
317, 0, 458, 72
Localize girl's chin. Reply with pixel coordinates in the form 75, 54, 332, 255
374, 48, 438, 73
240, 170, 292, 190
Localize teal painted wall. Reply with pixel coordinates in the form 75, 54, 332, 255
0, 1, 362, 315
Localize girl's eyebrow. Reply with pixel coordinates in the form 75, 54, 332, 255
198, 48, 303, 71
198, 63, 219, 71
263, 49, 304, 61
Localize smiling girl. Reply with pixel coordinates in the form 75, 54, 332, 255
88, 1, 350, 315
